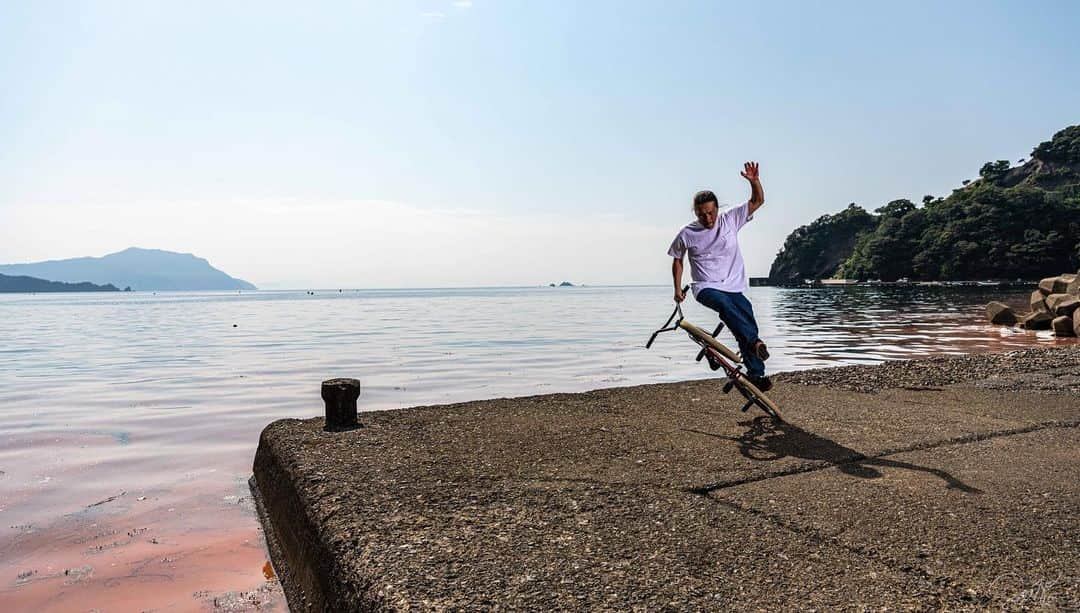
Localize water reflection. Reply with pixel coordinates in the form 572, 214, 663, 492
750, 286, 1059, 369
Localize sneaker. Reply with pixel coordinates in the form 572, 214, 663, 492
746, 375, 773, 392
753, 340, 770, 361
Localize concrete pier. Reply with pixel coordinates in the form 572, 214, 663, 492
251, 347, 1080, 611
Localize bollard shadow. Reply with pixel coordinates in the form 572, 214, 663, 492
323, 422, 364, 433
689, 416, 982, 494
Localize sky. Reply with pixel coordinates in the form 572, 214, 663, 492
2, 1, 1078, 288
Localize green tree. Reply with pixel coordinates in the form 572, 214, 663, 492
875, 199, 916, 219
979, 160, 1011, 183
1032, 125, 1080, 164
769, 124, 1080, 283
768, 203, 877, 283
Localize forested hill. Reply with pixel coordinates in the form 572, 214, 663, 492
0, 274, 119, 293
768, 125, 1080, 284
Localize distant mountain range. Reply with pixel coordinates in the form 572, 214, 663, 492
0, 274, 120, 293
0, 247, 256, 291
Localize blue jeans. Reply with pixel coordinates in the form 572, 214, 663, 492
695, 288, 765, 377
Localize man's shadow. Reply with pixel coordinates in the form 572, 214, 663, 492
689, 416, 982, 494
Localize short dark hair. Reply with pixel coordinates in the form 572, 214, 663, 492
693, 190, 717, 208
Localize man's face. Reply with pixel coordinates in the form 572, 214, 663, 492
694, 201, 718, 229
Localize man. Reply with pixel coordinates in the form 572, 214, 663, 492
667, 161, 772, 391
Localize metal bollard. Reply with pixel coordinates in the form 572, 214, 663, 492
322, 378, 362, 431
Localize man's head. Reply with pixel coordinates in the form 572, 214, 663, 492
693, 190, 718, 228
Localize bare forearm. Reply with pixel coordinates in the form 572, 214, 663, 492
671, 259, 686, 302
740, 161, 764, 216
748, 178, 765, 215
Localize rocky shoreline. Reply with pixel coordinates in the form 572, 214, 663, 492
780, 344, 1080, 394
987, 270, 1080, 336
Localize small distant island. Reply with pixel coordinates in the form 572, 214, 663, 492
549, 281, 576, 287
0, 247, 255, 291
769, 125, 1080, 284
0, 273, 121, 293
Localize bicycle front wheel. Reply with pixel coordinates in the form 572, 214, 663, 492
730, 376, 784, 422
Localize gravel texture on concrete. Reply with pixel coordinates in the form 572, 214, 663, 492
252, 347, 1080, 611
711, 426, 1080, 611
778, 345, 1080, 394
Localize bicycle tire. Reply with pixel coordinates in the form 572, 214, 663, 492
730, 376, 784, 422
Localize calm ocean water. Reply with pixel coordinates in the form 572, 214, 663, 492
0, 285, 1071, 610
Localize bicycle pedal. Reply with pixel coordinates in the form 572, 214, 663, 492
705, 353, 723, 371
722, 380, 735, 394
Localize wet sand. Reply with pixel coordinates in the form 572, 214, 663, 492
0, 426, 285, 611
1, 477, 284, 611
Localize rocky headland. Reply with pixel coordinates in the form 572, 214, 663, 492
770, 125, 1080, 284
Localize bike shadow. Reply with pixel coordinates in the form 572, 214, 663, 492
688, 416, 982, 494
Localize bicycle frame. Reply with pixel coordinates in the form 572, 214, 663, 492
647, 286, 783, 421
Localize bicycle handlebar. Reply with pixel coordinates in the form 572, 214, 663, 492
645, 285, 691, 348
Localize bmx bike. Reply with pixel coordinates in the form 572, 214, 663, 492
646, 286, 784, 421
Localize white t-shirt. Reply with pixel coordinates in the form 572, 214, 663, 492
667, 201, 752, 295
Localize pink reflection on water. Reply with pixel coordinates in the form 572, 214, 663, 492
0, 286, 1075, 610
0, 429, 283, 611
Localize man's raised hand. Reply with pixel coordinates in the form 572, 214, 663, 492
743, 161, 766, 213
741, 161, 760, 182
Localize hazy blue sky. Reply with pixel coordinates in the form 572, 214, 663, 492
2, 1, 1078, 288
